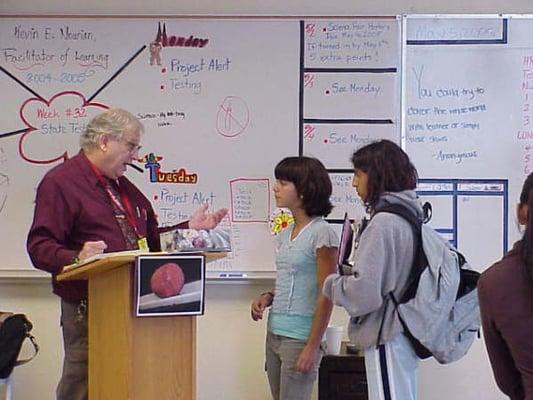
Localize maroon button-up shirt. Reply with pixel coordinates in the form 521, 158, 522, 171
27, 151, 161, 303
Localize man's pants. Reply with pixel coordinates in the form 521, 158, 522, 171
56, 299, 88, 400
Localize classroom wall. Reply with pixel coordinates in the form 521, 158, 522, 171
0, 279, 351, 400
1, 0, 533, 15
0, 280, 504, 400
1, 1, 531, 400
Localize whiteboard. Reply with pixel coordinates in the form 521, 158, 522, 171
0, 16, 401, 277
403, 15, 533, 273
301, 17, 402, 224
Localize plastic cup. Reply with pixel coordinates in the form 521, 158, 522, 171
325, 325, 343, 355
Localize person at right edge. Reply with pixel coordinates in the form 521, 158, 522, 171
322, 140, 423, 400
478, 172, 533, 400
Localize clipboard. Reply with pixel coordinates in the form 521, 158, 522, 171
337, 212, 354, 274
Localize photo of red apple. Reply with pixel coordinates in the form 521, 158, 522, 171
150, 263, 185, 298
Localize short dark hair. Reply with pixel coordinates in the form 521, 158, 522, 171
351, 140, 418, 210
274, 156, 333, 217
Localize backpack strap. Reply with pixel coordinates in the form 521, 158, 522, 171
374, 203, 428, 304
373, 202, 425, 349
376, 203, 422, 230
14, 333, 39, 367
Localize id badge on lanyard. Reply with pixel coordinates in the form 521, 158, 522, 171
137, 237, 148, 251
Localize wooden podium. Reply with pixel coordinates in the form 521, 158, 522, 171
57, 253, 221, 400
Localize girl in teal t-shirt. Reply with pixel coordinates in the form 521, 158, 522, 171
251, 156, 338, 400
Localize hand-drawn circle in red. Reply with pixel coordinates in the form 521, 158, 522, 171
216, 96, 250, 138
18, 91, 108, 165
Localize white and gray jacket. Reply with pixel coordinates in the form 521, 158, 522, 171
323, 190, 424, 349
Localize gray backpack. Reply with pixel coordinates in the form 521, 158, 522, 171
377, 203, 480, 364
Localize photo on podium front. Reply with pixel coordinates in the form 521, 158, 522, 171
135, 254, 205, 317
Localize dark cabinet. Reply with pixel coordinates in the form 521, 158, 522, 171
319, 342, 367, 400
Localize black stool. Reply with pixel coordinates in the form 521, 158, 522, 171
319, 342, 367, 400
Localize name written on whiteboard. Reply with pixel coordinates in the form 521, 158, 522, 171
14, 25, 96, 41
7, 25, 108, 70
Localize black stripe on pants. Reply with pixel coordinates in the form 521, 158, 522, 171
379, 344, 393, 400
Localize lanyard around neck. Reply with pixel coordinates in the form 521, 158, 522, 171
89, 162, 140, 238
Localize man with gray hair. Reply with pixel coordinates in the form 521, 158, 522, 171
27, 108, 227, 400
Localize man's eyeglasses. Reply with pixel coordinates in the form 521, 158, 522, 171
121, 139, 142, 153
